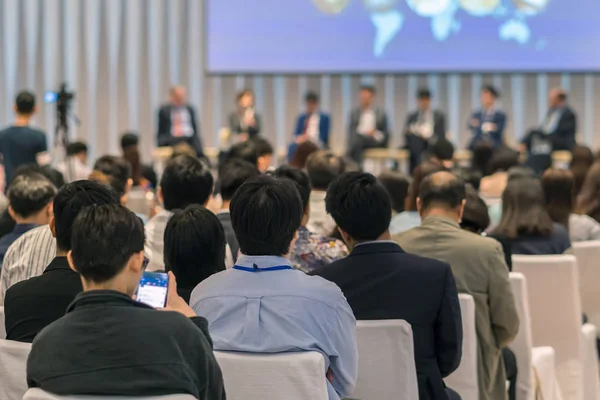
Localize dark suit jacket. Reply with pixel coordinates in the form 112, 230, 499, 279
293, 112, 331, 146
4, 257, 82, 343
348, 108, 390, 148
468, 109, 507, 150
546, 106, 577, 151
404, 109, 446, 140
228, 112, 262, 138
157, 104, 203, 156
311, 241, 462, 400
217, 212, 239, 262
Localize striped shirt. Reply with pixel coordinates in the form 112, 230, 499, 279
0, 225, 56, 303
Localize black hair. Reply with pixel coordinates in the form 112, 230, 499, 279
326, 172, 391, 241
66, 142, 88, 157
230, 175, 303, 256
160, 155, 214, 210
53, 180, 120, 251
557, 91, 567, 102
228, 141, 259, 166
451, 167, 483, 191
417, 88, 431, 99
254, 137, 274, 157
430, 138, 454, 161
71, 204, 145, 283
236, 89, 254, 102
93, 156, 132, 199
12, 164, 66, 189
219, 159, 260, 201
460, 185, 490, 234
306, 151, 346, 191
490, 148, 520, 173
378, 171, 409, 214
164, 205, 226, 296
418, 172, 466, 211
272, 165, 311, 213
359, 84, 376, 94
120, 132, 139, 149
482, 84, 500, 98
8, 173, 56, 218
15, 91, 36, 114
305, 91, 319, 103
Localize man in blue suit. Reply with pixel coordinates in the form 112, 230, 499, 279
467, 85, 507, 151
288, 92, 331, 162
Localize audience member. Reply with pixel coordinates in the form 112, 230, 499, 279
121, 133, 156, 188
312, 172, 462, 400
479, 148, 520, 199
227, 140, 259, 167
254, 137, 274, 172
27, 204, 225, 398
290, 140, 319, 169
229, 89, 261, 141
488, 166, 537, 228
164, 205, 226, 303
0, 174, 56, 266
542, 168, 600, 242
289, 91, 331, 162
190, 175, 358, 400
273, 165, 347, 273
468, 85, 506, 150
378, 171, 410, 215
306, 151, 346, 236
429, 137, 455, 169
56, 142, 92, 183
4, 181, 118, 342
471, 142, 494, 177
570, 145, 594, 196
145, 155, 214, 271
491, 177, 571, 255
395, 171, 519, 400
576, 161, 600, 223
90, 155, 132, 205
451, 167, 482, 191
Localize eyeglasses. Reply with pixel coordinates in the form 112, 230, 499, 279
142, 257, 149, 271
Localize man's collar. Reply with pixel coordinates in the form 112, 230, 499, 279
421, 214, 461, 228
67, 290, 150, 313
235, 255, 291, 269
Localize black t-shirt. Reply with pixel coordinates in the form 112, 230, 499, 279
0, 126, 47, 183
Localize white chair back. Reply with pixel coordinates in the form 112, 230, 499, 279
214, 351, 328, 400
444, 294, 478, 400
353, 320, 418, 400
0, 339, 31, 400
22, 388, 196, 400
572, 241, 600, 329
580, 324, 600, 400
512, 255, 584, 400
0, 306, 5, 339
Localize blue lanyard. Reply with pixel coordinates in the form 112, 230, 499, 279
233, 265, 293, 272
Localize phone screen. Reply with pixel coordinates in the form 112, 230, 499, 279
136, 272, 168, 309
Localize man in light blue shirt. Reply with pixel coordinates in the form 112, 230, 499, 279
190, 175, 358, 400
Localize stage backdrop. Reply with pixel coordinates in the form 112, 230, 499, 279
0, 0, 598, 165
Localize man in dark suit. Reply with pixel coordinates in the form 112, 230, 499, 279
405, 88, 447, 173
311, 171, 462, 400
348, 85, 390, 164
157, 86, 203, 157
288, 92, 331, 162
467, 85, 507, 151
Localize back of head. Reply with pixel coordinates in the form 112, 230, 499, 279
406, 161, 445, 211
417, 88, 431, 99
507, 166, 536, 182
93, 155, 132, 198
378, 171, 409, 214
418, 171, 466, 215
53, 180, 120, 252
160, 155, 213, 210
120, 133, 142, 186
70, 204, 144, 283
571, 145, 593, 168
577, 161, 600, 215
253, 137, 273, 158
451, 167, 482, 191
164, 205, 226, 289
8, 173, 56, 219
228, 141, 259, 167
120, 132, 139, 150
460, 185, 490, 233
230, 175, 303, 256
482, 84, 499, 98
15, 91, 36, 115
290, 140, 319, 169
542, 168, 574, 229
490, 148, 520, 173
272, 165, 311, 213
13, 164, 66, 189
219, 159, 260, 201
306, 151, 346, 191
66, 142, 88, 157
326, 172, 391, 241
472, 142, 494, 176
430, 138, 454, 162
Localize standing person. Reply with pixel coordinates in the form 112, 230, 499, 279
347, 85, 389, 164
0, 91, 48, 183
468, 85, 506, 151
288, 92, 331, 162
157, 86, 204, 157
228, 89, 262, 142
404, 88, 447, 173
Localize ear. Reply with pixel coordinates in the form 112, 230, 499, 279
49, 215, 57, 238
67, 251, 78, 273
13, 104, 18, 113
337, 227, 352, 246
457, 199, 466, 222
126, 179, 133, 194
157, 186, 164, 205
416, 197, 422, 214
7, 206, 15, 220
46, 202, 54, 217
129, 251, 144, 274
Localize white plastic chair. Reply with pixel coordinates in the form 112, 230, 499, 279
444, 294, 478, 400
572, 241, 600, 329
512, 255, 584, 400
22, 388, 196, 400
352, 320, 418, 400
508, 272, 563, 400
581, 324, 600, 400
0, 306, 5, 339
0, 338, 31, 400
214, 351, 328, 400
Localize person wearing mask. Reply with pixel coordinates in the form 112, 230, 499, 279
577, 161, 600, 223
145, 155, 214, 271
229, 89, 262, 142
0, 91, 48, 184
289, 92, 331, 162
274, 165, 348, 273
27, 204, 225, 399
348, 85, 389, 164
190, 175, 358, 400
312, 172, 462, 400
405, 88, 447, 173
3, 181, 119, 342
55, 142, 92, 183
479, 148, 520, 199
468, 85, 506, 151
395, 171, 520, 400
157, 86, 204, 157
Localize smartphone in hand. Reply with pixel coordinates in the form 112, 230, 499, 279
136, 272, 169, 308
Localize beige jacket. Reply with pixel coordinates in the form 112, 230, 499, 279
394, 215, 519, 400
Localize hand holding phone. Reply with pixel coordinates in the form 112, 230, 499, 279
159, 272, 197, 318
136, 272, 169, 309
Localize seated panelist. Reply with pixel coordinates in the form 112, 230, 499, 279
288, 92, 330, 162
157, 86, 203, 157
467, 85, 506, 151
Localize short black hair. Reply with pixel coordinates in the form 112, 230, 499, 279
326, 172, 391, 241
160, 155, 213, 210
230, 175, 303, 256
93, 156, 132, 198
254, 137, 273, 157
378, 171, 409, 214
71, 204, 145, 283
482, 84, 500, 98
12, 164, 66, 189
430, 138, 454, 161
120, 132, 139, 149
305, 91, 319, 103
306, 151, 346, 191
219, 159, 260, 201
490, 148, 520, 173
460, 185, 490, 233
164, 205, 226, 291
15, 91, 36, 114
53, 180, 120, 251
8, 173, 56, 218
359, 84, 376, 94
236, 89, 254, 102
417, 88, 431, 99
418, 172, 466, 211
228, 141, 259, 166
272, 165, 311, 212
451, 167, 482, 191
66, 142, 88, 157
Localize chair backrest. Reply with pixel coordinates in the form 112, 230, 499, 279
0, 339, 31, 400
572, 241, 600, 329
0, 306, 5, 339
22, 388, 196, 400
214, 351, 328, 400
353, 320, 418, 400
508, 272, 535, 400
444, 294, 479, 400
512, 255, 584, 400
